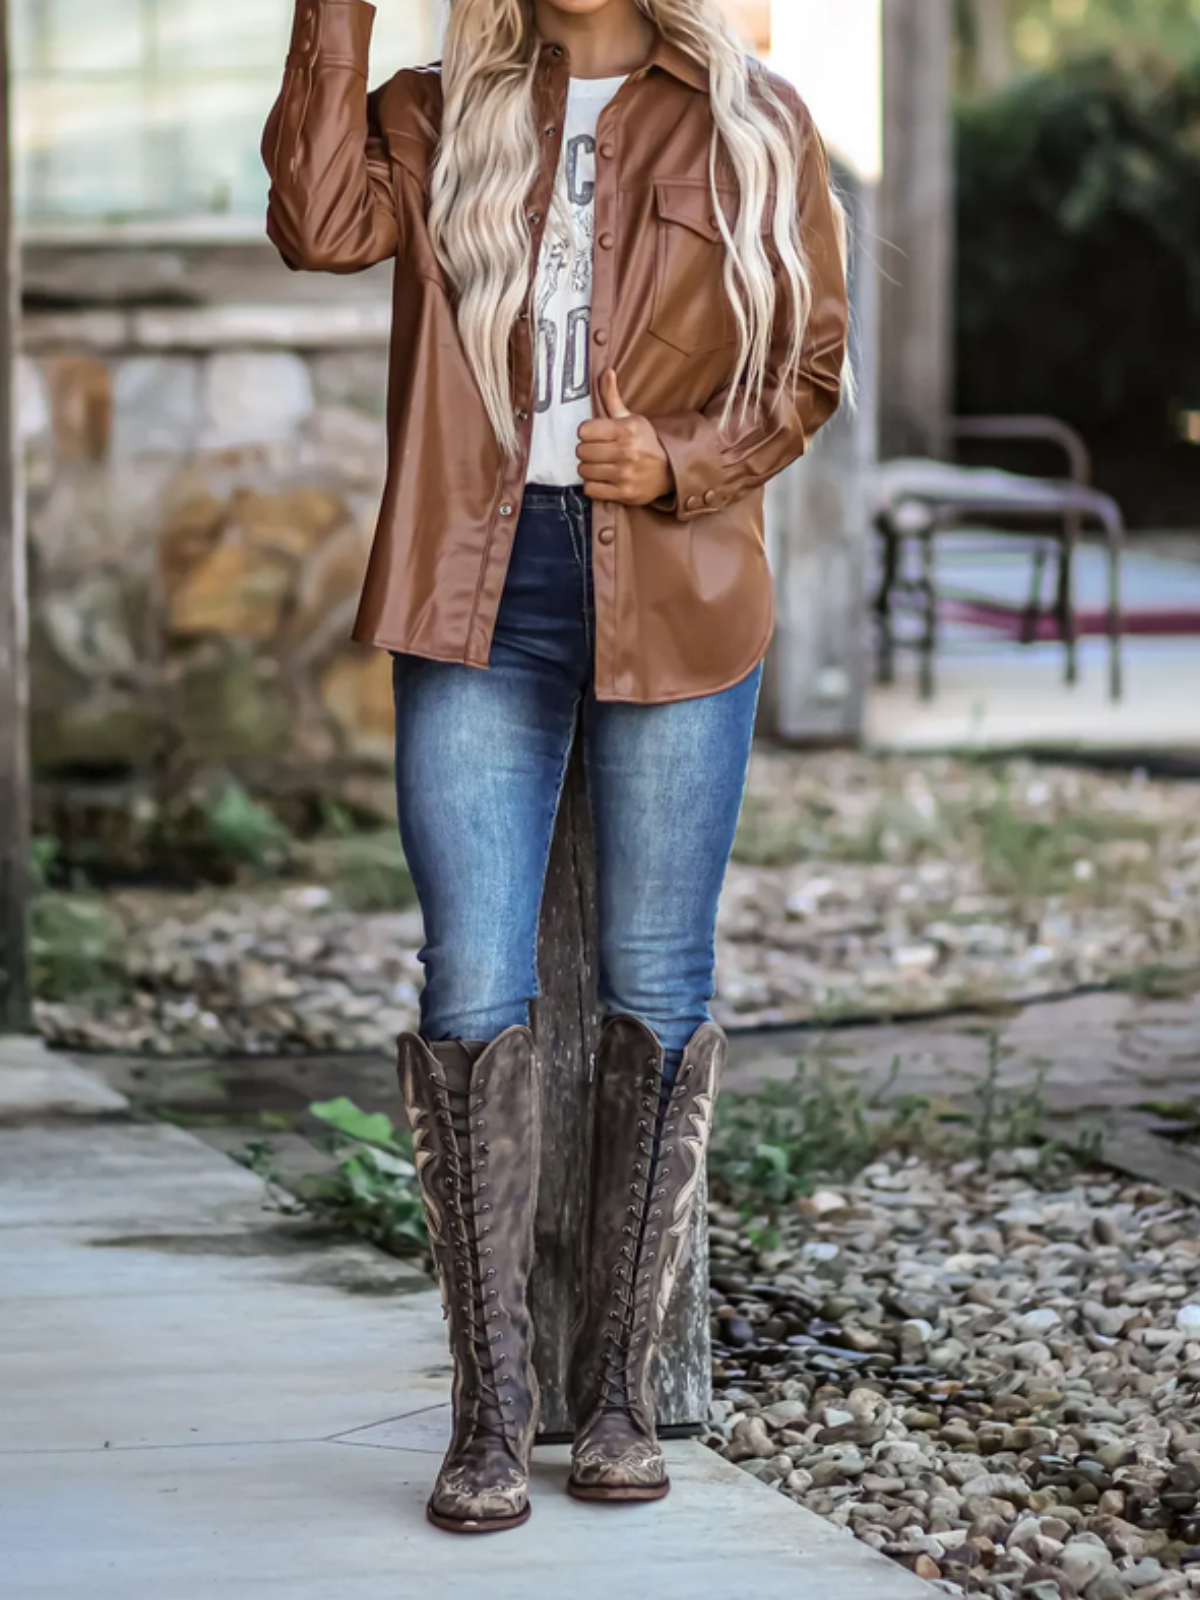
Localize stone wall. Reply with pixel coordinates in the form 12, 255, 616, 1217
21, 247, 398, 814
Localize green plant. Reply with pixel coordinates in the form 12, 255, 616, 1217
31, 837, 62, 892
1111, 962, 1200, 1000
957, 51, 1200, 430
31, 894, 130, 1006
296, 1097, 428, 1257
941, 781, 1162, 907
201, 781, 294, 874
964, 1032, 1053, 1164
710, 1037, 1094, 1213
710, 1058, 910, 1208
300, 832, 417, 913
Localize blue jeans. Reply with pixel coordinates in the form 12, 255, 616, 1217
392, 486, 762, 1056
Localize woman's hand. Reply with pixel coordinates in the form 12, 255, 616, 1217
577, 370, 675, 505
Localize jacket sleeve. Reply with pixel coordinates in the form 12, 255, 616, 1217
648, 119, 849, 521
262, 0, 399, 274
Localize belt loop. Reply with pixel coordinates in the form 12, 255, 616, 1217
574, 487, 590, 542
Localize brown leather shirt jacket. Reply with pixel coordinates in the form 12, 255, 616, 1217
263, 0, 849, 703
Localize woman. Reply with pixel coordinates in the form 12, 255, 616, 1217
264, 0, 848, 1536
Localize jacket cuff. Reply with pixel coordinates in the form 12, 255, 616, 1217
288, 0, 375, 71
650, 412, 729, 522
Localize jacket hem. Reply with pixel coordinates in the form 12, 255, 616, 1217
361, 601, 777, 705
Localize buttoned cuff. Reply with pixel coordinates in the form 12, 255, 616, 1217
287, 0, 375, 72
650, 412, 730, 521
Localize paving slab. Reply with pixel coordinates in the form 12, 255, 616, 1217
0, 1037, 128, 1119
0, 1043, 937, 1600
0, 1438, 927, 1600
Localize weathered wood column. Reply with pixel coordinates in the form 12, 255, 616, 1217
879, 0, 955, 460
759, 0, 882, 743
532, 738, 710, 1439
761, 163, 879, 743
0, 0, 32, 1035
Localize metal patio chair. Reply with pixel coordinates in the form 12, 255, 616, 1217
872, 416, 1125, 702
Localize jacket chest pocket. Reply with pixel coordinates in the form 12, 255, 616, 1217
648, 180, 739, 356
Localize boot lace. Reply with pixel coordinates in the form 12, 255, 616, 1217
597, 1058, 693, 1414
433, 1076, 516, 1444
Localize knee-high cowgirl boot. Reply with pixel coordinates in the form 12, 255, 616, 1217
397, 1025, 542, 1534
568, 1015, 726, 1502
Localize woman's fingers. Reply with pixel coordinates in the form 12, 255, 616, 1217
582, 480, 636, 503
577, 418, 625, 445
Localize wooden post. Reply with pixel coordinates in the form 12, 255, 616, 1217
758, 0, 882, 743
532, 735, 711, 1439
879, 0, 955, 461
0, 0, 32, 1035
762, 164, 879, 743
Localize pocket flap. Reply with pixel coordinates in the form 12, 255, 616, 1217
654, 180, 729, 241
654, 180, 776, 239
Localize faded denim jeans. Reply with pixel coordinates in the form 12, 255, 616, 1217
392, 485, 762, 1057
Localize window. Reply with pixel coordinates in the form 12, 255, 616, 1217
14, 2, 768, 233
13, 0, 438, 230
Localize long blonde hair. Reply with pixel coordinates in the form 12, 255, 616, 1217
428, 0, 828, 457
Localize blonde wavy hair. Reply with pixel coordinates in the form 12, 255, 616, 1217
428, 0, 835, 457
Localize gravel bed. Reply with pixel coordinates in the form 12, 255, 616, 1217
34, 751, 1200, 1055
706, 1155, 1200, 1598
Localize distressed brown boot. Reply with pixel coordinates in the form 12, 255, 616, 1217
568, 1015, 725, 1502
398, 1025, 542, 1534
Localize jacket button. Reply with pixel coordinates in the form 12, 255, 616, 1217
703, 489, 717, 506
593, 329, 609, 346
600, 142, 615, 159
686, 495, 701, 511
545, 126, 558, 138
500, 503, 515, 517
551, 44, 564, 57
516, 410, 529, 422
529, 211, 542, 225
599, 232, 614, 250
598, 526, 616, 546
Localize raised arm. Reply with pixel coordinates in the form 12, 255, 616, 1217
649, 118, 850, 520
263, 0, 399, 273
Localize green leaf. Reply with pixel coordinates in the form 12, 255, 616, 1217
309, 1098, 397, 1147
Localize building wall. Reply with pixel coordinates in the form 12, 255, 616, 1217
21, 263, 397, 798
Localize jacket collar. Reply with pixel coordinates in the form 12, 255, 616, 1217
647, 34, 711, 93
538, 33, 710, 95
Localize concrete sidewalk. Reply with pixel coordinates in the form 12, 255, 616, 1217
0, 1040, 937, 1600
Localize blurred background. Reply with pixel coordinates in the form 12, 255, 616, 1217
6, 0, 1200, 1062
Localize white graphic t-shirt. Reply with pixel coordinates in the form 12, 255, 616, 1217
527, 75, 628, 487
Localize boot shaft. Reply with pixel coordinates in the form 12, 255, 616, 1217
398, 1026, 542, 1455
572, 1017, 726, 1433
